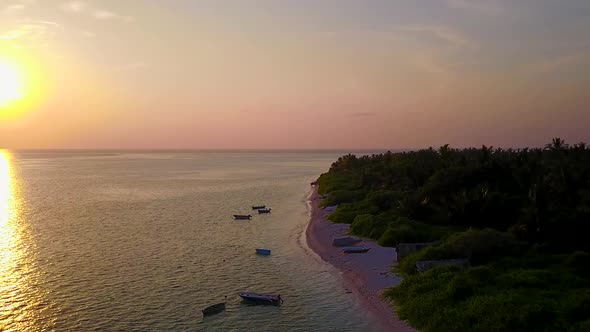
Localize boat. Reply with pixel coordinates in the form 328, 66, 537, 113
239, 292, 283, 305
342, 247, 371, 254
202, 302, 226, 316
255, 248, 271, 255
332, 236, 362, 247
233, 214, 252, 220
323, 205, 338, 212
258, 208, 271, 214
251, 205, 266, 210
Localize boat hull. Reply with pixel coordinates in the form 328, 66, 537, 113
239, 292, 282, 305
255, 248, 271, 255
342, 247, 371, 253
202, 302, 226, 316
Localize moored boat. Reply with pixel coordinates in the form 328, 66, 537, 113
332, 236, 362, 247
233, 214, 252, 220
258, 208, 271, 214
342, 247, 371, 253
252, 205, 266, 210
255, 248, 271, 255
202, 302, 226, 316
239, 292, 283, 305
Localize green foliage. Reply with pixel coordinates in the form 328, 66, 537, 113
317, 139, 590, 331
367, 190, 403, 210
349, 213, 394, 239
378, 218, 457, 247
398, 229, 522, 275
321, 189, 365, 207
387, 258, 590, 332
327, 200, 377, 224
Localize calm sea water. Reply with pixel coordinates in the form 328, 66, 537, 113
0, 151, 385, 331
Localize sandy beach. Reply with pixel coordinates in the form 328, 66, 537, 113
306, 187, 414, 332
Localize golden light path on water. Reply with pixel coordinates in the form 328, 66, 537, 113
0, 150, 24, 330
0, 150, 45, 331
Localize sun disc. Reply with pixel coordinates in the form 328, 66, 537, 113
0, 62, 24, 107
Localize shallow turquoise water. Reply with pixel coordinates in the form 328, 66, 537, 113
0, 151, 385, 331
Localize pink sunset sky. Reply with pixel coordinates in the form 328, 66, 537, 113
0, 0, 589, 149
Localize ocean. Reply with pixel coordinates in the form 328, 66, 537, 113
0, 150, 385, 331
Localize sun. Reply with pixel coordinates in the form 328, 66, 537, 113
0, 61, 24, 107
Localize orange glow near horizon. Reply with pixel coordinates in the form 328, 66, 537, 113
0, 1, 589, 149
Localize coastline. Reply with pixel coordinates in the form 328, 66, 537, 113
305, 187, 414, 332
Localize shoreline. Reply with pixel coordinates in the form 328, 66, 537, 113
305, 187, 414, 332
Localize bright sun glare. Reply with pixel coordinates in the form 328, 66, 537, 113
0, 62, 24, 107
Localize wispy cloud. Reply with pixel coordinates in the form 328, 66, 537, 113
0, 20, 62, 41
399, 25, 473, 47
525, 51, 590, 75
60, 0, 86, 13
446, 0, 504, 15
60, 1, 133, 22
0, 24, 45, 40
2, 4, 25, 14
93, 9, 133, 21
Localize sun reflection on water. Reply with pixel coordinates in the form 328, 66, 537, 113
0, 150, 43, 331
0, 150, 17, 271
0, 150, 22, 330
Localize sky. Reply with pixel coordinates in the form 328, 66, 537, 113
0, 0, 589, 149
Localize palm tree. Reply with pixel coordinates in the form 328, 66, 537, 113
545, 137, 569, 151
574, 142, 587, 151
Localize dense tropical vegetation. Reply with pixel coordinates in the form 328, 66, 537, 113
317, 138, 590, 331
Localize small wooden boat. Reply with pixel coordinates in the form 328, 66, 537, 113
202, 302, 226, 316
255, 248, 271, 255
233, 214, 252, 220
323, 205, 338, 212
332, 236, 362, 247
258, 208, 271, 214
252, 205, 266, 210
342, 247, 371, 254
239, 292, 283, 305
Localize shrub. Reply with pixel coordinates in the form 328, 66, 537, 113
378, 218, 456, 247
367, 190, 403, 211
321, 189, 365, 207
